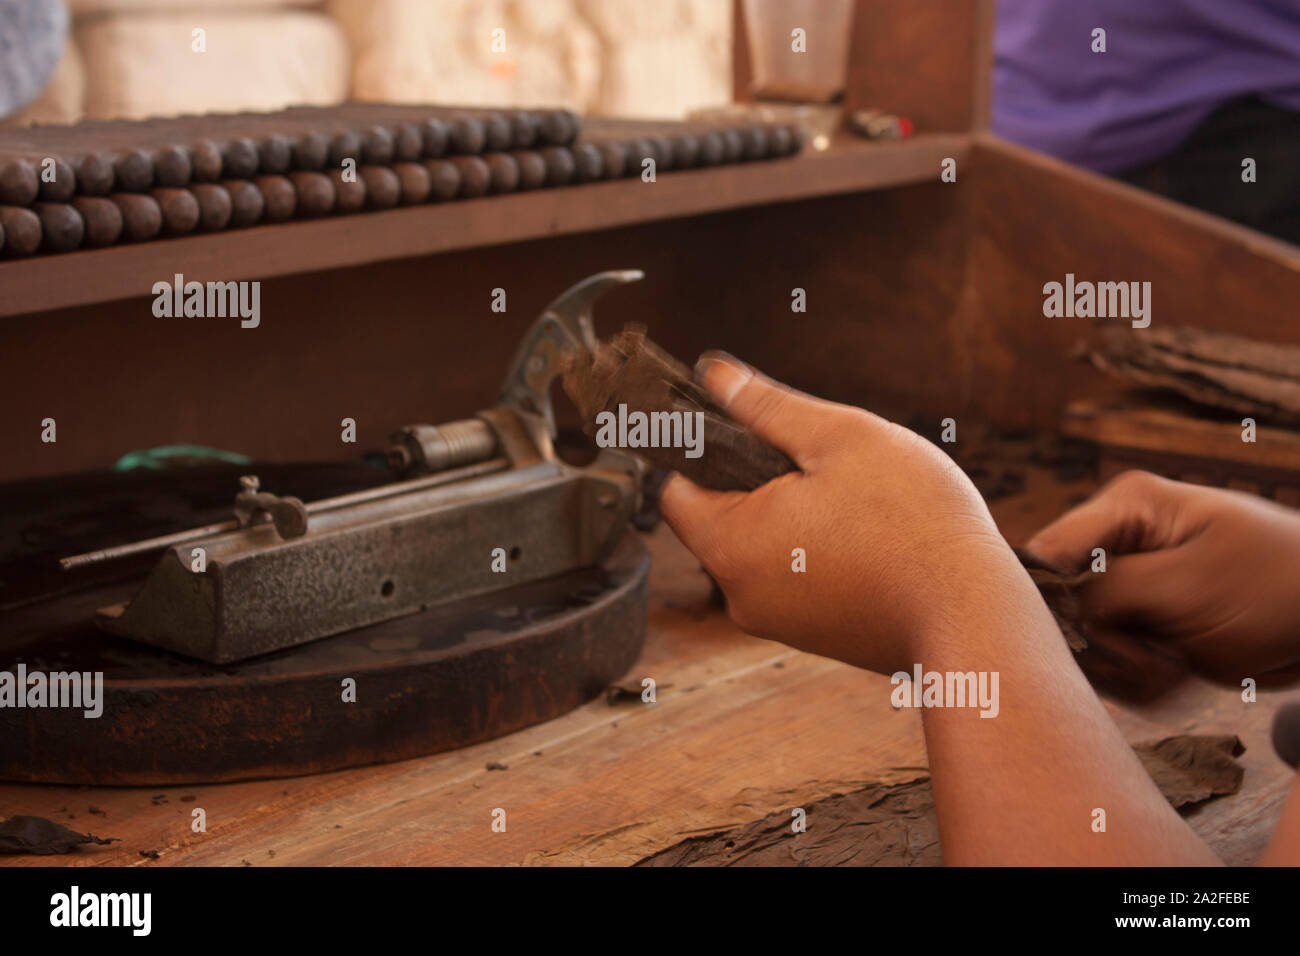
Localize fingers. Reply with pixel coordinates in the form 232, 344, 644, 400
694, 351, 865, 467
658, 471, 745, 567
1074, 548, 1188, 627
1026, 470, 1180, 572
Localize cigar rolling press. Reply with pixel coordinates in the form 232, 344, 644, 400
71, 271, 649, 664
2, 272, 653, 785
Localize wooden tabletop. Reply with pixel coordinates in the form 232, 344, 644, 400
1, 467, 1294, 866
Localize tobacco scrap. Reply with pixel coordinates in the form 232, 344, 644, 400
1132, 734, 1246, 809
636, 734, 1245, 866
605, 678, 673, 704
1082, 326, 1300, 424
637, 779, 940, 867
1013, 548, 1089, 652
561, 325, 795, 491
0, 815, 117, 855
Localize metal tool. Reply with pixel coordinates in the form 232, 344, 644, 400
77, 270, 647, 663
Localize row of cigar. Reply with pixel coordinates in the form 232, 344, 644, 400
0, 107, 803, 257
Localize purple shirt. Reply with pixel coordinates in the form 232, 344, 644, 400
993, 0, 1300, 173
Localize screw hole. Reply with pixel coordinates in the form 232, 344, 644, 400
381, 580, 395, 597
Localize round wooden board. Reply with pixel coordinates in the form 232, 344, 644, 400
0, 534, 649, 785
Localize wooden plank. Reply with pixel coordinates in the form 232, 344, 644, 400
1063, 396, 1300, 471
1, 476, 1292, 866
0, 135, 967, 319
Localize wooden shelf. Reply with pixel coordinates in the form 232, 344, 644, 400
0, 133, 967, 318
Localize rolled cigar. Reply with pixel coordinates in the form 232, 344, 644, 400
483, 153, 519, 194
767, 125, 793, 158
697, 130, 725, 166
152, 145, 193, 188
618, 138, 651, 176
328, 130, 363, 168
392, 123, 423, 162
739, 126, 768, 161
720, 128, 744, 164
538, 110, 578, 147
288, 171, 335, 217
510, 111, 540, 149
571, 143, 603, 182
258, 134, 293, 174
33, 202, 85, 252
328, 169, 366, 213
447, 117, 486, 155
423, 159, 460, 201
37, 158, 77, 202
292, 131, 330, 171
515, 151, 546, 190
0, 205, 41, 255
190, 183, 233, 230
190, 141, 224, 182
114, 150, 154, 192
669, 134, 700, 169
0, 159, 40, 205
222, 179, 265, 227
483, 114, 512, 152
253, 174, 297, 221
392, 162, 430, 204
151, 187, 201, 234
222, 138, 260, 179
111, 193, 162, 242
420, 118, 449, 159
77, 152, 117, 195
540, 146, 575, 186
594, 142, 626, 179
359, 126, 394, 165
359, 166, 400, 209
450, 156, 490, 198
648, 135, 675, 170
72, 196, 124, 246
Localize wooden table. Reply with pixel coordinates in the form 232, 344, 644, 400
1, 466, 1293, 866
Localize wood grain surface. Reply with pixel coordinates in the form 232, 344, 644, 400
0, 469, 1293, 866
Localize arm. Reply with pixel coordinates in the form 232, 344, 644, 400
659, 354, 1218, 864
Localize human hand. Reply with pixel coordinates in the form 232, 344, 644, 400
1026, 470, 1300, 680
658, 353, 1040, 676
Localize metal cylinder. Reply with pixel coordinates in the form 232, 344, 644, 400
388, 418, 497, 474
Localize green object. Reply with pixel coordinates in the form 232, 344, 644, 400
112, 445, 252, 472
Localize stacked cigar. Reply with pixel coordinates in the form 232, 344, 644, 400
0, 104, 803, 257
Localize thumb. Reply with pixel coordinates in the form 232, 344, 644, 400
694, 351, 859, 467
658, 471, 744, 568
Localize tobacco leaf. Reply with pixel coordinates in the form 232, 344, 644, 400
636, 735, 1245, 866
1083, 326, 1300, 424
1131, 734, 1246, 809
561, 325, 795, 491
0, 815, 117, 855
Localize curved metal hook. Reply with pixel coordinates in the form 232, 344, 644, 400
500, 269, 645, 437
